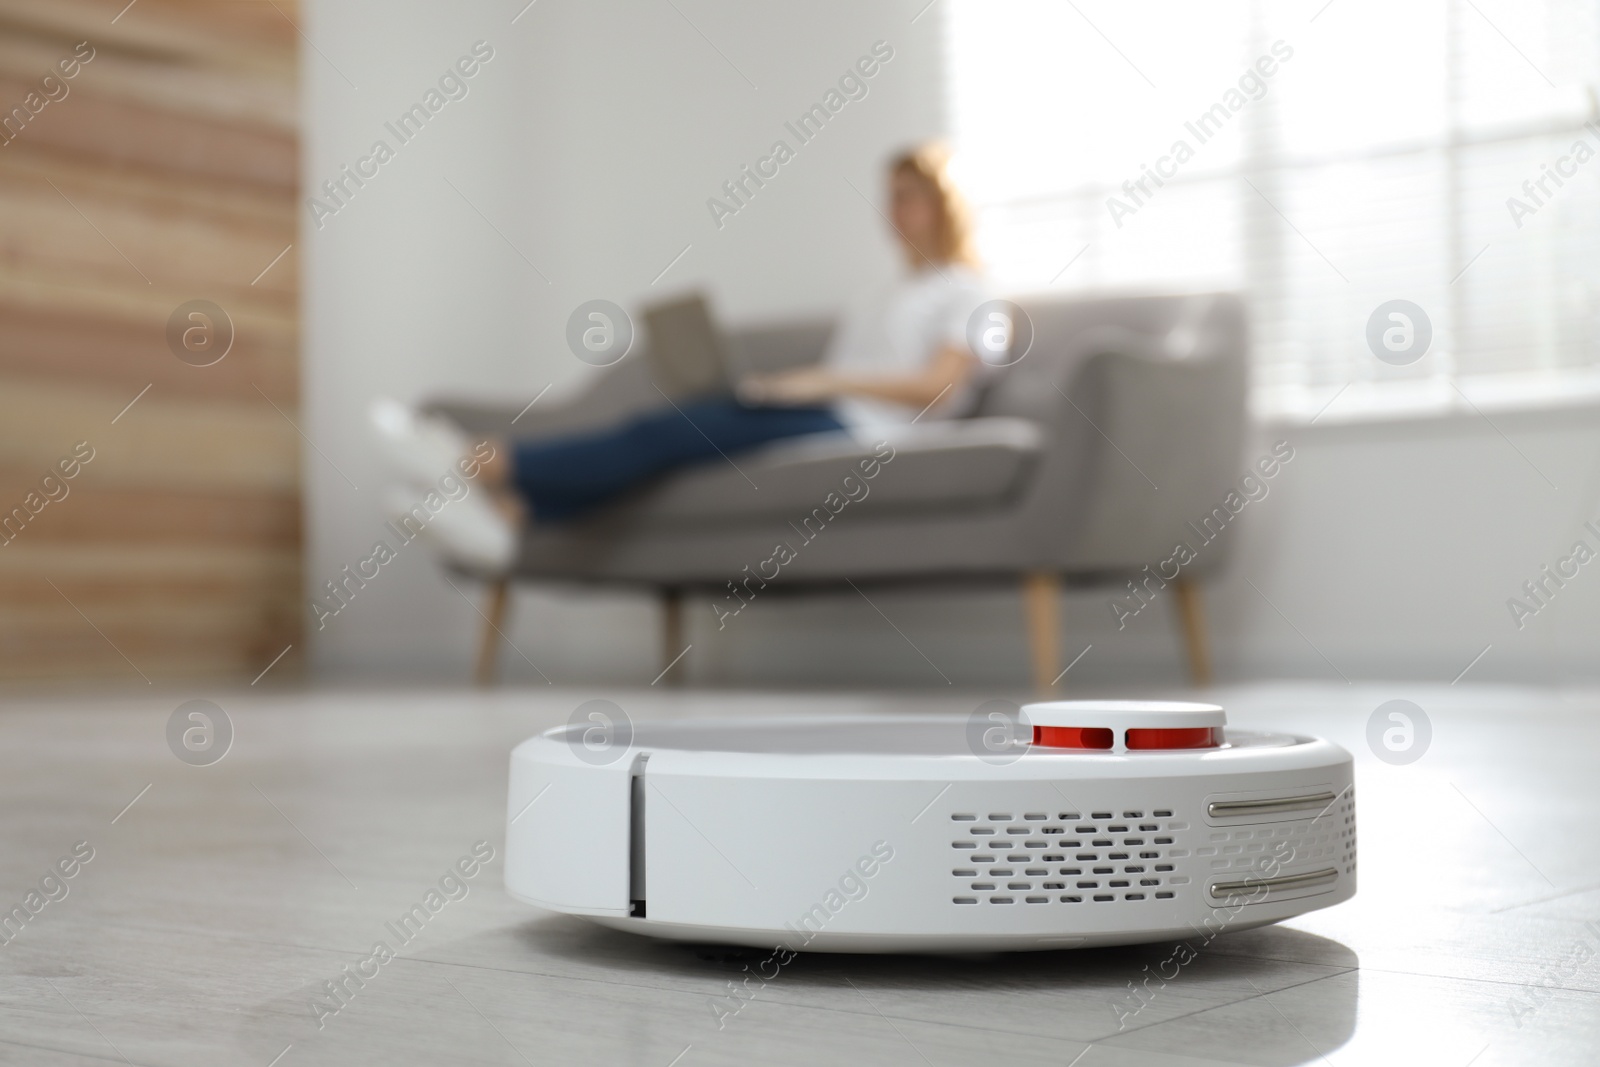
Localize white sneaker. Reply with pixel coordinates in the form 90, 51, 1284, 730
385, 486, 516, 572
369, 396, 473, 486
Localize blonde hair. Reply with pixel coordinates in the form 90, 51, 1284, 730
889, 141, 979, 269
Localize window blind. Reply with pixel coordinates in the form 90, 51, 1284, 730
944, 0, 1600, 419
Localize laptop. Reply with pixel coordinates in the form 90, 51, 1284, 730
641, 292, 736, 399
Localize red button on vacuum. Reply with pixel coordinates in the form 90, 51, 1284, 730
1022, 701, 1226, 754
1125, 726, 1221, 750
1032, 726, 1113, 749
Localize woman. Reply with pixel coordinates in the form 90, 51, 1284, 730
372, 142, 987, 569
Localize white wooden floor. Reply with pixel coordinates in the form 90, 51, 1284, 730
0, 683, 1596, 1066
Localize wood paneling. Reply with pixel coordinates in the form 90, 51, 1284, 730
0, 0, 301, 683
0, 547, 300, 681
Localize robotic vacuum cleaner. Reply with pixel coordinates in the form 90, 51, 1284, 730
505, 700, 1356, 952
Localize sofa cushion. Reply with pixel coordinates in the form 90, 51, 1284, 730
599, 417, 1044, 527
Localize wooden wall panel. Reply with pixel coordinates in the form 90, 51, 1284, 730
0, 548, 300, 682
0, 162, 297, 296
0, 0, 302, 683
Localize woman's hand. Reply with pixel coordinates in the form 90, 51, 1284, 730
737, 367, 840, 406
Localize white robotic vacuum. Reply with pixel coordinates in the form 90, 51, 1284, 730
505, 700, 1356, 953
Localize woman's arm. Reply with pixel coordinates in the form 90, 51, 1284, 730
740, 343, 977, 411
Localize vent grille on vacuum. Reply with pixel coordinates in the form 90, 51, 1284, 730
1193, 787, 1358, 881
1341, 787, 1358, 877
948, 808, 1190, 906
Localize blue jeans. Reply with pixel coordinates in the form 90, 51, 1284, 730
511, 397, 844, 522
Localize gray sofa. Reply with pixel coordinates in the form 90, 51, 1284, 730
427, 291, 1248, 688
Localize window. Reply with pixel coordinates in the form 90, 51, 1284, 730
944, 0, 1600, 420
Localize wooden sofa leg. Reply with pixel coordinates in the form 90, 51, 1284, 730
1173, 576, 1213, 686
474, 579, 511, 687
1022, 570, 1062, 695
659, 588, 685, 686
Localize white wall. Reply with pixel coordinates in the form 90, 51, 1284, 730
304, 1, 1600, 688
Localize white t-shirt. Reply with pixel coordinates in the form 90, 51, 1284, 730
824, 264, 987, 433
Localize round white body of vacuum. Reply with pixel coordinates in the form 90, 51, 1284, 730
504, 701, 1356, 952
